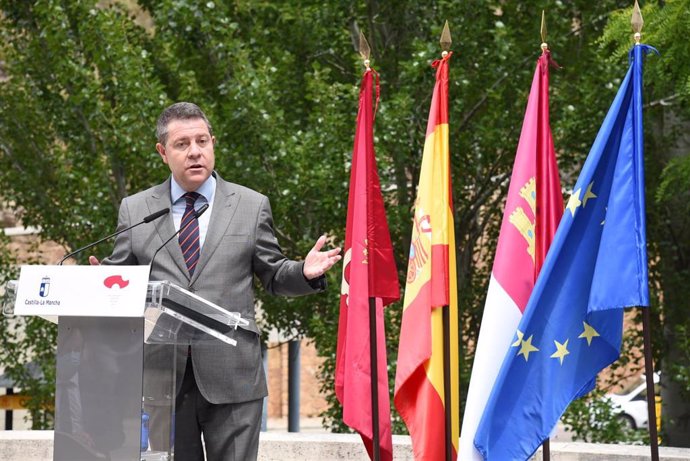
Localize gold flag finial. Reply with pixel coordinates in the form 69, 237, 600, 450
540, 10, 548, 52
359, 32, 371, 69
440, 20, 452, 56
631, 0, 644, 44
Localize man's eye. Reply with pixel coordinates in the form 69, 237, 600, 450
174, 142, 187, 149
198, 138, 208, 146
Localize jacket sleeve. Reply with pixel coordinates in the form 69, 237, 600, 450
251, 196, 324, 297
101, 198, 139, 266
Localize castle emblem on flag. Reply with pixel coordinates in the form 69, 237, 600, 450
508, 177, 536, 262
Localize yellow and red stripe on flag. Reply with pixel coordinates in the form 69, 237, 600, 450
394, 52, 459, 461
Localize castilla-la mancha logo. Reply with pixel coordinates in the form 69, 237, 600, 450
103, 275, 130, 289
39, 277, 51, 297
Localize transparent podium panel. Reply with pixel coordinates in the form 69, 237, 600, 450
145, 281, 248, 346
141, 281, 248, 460
55, 317, 145, 461
1, 280, 17, 315
140, 341, 175, 461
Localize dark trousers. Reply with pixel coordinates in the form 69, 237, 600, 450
173, 356, 263, 461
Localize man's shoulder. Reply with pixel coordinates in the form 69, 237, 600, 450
123, 180, 168, 204
216, 177, 268, 203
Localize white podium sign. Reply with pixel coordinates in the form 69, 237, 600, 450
14, 265, 150, 317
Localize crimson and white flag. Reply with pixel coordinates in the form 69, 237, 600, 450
460, 51, 563, 460
335, 67, 399, 461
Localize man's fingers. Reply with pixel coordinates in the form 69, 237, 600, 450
302, 235, 343, 279
88, 255, 100, 266
310, 256, 341, 278
326, 247, 342, 257
324, 255, 342, 270
311, 234, 327, 252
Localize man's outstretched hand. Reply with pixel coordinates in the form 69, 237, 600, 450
303, 235, 341, 280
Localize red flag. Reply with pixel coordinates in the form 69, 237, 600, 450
335, 68, 400, 461
459, 50, 563, 460
394, 52, 460, 460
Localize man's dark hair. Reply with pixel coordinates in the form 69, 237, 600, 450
156, 102, 213, 145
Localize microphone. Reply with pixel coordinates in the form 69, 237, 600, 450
142, 208, 171, 223
148, 204, 209, 279
58, 208, 170, 265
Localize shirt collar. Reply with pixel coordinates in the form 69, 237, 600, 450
170, 173, 216, 204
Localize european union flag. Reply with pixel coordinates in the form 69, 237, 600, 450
474, 44, 658, 461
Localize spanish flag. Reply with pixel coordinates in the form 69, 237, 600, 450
394, 51, 459, 460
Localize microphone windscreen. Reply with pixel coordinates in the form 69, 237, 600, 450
195, 203, 209, 218
143, 208, 171, 223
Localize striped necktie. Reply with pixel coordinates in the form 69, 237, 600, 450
179, 192, 201, 276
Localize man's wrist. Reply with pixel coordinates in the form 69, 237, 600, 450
301, 259, 327, 291
304, 272, 327, 291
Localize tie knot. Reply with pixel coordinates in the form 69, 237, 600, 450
184, 192, 200, 207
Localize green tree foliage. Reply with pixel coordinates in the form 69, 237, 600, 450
0, 0, 688, 444
0, 1, 168, 248
0, 0, 167, 429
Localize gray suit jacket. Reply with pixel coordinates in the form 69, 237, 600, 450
103, 173, 321, 404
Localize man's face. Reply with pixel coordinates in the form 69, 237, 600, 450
156, 118, 215, 192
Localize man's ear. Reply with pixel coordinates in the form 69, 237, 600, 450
156, 143, 168, 164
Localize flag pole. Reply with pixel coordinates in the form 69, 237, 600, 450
630, 3, 659, 459
439, 21, 454, 461
369, 298, 381, 461
360, 32, 381, 461
442, 305, 453, 461
539, 12, 552, 461
642, 307, 659, 461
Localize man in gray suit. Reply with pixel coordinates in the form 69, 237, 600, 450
90, 102, 341, 460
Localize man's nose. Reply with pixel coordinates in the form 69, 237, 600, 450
188, 142, 202, 157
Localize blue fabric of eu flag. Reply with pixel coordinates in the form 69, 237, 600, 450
473, 44, 657, 461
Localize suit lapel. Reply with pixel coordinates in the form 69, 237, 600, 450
146, 178, 189, 277
190, 176, 239, 285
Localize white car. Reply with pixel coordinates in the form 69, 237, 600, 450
606, 373, 660, 430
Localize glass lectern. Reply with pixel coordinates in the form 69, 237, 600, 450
3, 274, 247, 461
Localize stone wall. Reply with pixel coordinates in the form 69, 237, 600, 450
3, 431, 690, 461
